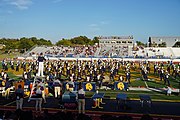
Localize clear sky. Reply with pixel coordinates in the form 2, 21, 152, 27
0, 0, 180, 43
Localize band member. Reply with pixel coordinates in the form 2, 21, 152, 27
126, 70, 131, 84
37, 53, 46, 77
118, 75, 124, 82
164, 71, 170, 86
53, 78, 62, 98
3, 72, 8, 80
67, 76, 75, 92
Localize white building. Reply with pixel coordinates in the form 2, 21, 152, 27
98, 36, 134, 57
98, 36, 133, 46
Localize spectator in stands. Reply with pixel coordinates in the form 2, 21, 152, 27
78, 84, 85, 114
15, 84, 24, 110
37, 52, 46, 77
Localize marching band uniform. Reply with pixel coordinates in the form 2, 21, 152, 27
10, 60, 14, 70
53, 79, 62, 98
3, 72, 8, 80
160, 69, 164, 81
1, 70, 4, 79
37, 53, 46, 77
119, 75, 124, 82
175, 68, 179, 79
164, 71, 170, 86
126, 71, 131, 84
68, 77, 75, 92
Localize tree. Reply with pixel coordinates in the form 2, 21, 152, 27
158, 42, 166, 47
70, 36, 91, 45
173, 42, 180, 47
136, 41, 145, 46
91, 37, 99, 45
18, 37, 35, 51
56, 39, 72, 46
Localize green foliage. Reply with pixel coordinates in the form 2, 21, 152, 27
91, 37, 99, 45
173, 41, 180, 47
136, 41, 145, 46
19, 37, 35, 50
70, 36, 91, 45
158, 42, 167, 47
0, 37, 52, 52
56, 36, 99, 46
56, 39, 72, 46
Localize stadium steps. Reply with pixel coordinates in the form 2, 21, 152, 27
94, 47, 101, 57
171, 48, 180, 57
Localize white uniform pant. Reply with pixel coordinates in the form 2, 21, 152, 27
54, 87, 61, 98
37, 62, 44, 77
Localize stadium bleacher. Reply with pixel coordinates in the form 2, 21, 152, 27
20, 45, 180, 61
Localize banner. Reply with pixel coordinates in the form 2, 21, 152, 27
114, 81, 128, 90
82, 82, 96, 92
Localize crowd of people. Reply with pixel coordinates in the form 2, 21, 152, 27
98, 45, 129, 57
30, 45, 99, 58
0, 54, 179, 114
1, 58, 178, 88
